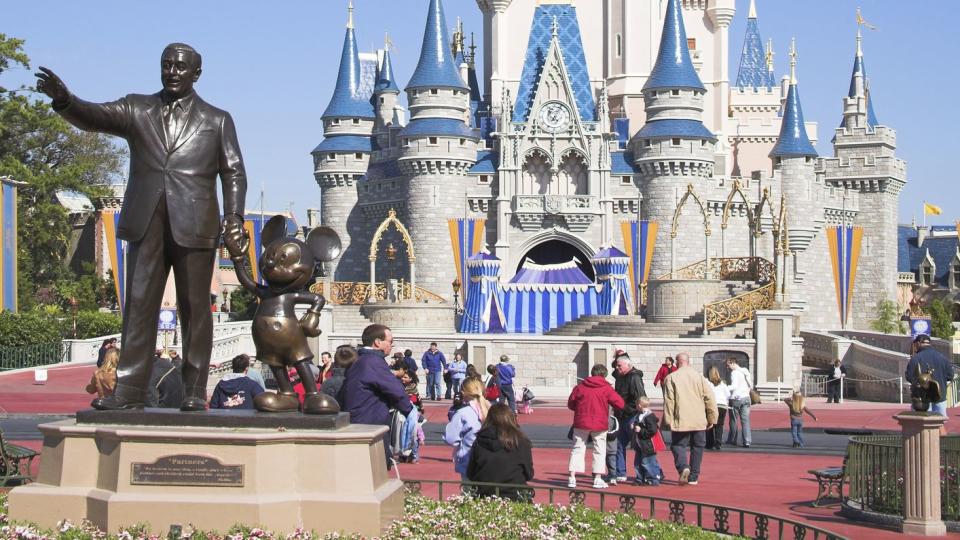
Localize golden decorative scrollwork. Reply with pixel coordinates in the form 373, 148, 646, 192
369, 208, 416, 262
671, 184, 711, 239
309, 281, 447, 305
720, 179, 758, 235
655, 257, 775, 284
704, 282, 776, 330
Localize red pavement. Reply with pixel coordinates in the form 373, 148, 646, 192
3, 365, 959, 538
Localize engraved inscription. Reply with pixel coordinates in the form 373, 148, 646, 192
131, 454, 244, 487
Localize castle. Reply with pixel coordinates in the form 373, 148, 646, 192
313, 0, 906, 332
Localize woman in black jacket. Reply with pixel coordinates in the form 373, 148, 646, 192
466, 403, 534, 500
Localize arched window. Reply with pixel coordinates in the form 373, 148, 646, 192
616, 34, 622, 58
521, 151, 551, 195
558, 152, 588, 195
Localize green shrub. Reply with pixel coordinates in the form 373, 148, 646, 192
74, 311, 122, 339
926, 298, 955, 340
0, 309, 63, 347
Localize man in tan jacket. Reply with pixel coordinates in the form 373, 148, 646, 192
662, 353, 718, 485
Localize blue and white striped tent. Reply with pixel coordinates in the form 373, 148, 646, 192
500, 282, 600, 333
459, 252, 507, 333
593, 246, 632, 315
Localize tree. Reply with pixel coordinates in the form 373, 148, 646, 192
0, 34, 126, 309
926, 298, 955, 340
870, 298, 904, 334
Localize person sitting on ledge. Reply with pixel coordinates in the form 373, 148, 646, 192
210, 354, 265, 410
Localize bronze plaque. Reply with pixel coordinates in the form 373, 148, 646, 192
130, 454, 244, 487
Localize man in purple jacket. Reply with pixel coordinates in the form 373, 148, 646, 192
341, 324, 412, 426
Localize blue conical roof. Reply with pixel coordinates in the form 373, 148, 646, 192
735, 11, 775, 88
375, 48, 400, 94
644, 0, 705, 92
406, 0, 468, 90
770, 83, 817, 158
323, 26, 376, 119
847, 53, 879, 126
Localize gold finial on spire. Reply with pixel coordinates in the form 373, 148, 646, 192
748, 0, 757, 19
765, 38, 774, 73
347, 0, 354, 29
789, 37, 798, 85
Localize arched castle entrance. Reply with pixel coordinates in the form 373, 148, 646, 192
511, 231, 596, 282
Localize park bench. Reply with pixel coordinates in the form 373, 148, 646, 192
0, 426, 38, 486
807, 450, 849, 507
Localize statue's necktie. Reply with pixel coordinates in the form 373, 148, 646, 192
163, 101, 182, 147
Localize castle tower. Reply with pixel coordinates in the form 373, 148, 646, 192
399, 0, 479, 299
823, 28, 906, 328
312, 1, 375, 280
770, 40, 826, 322
373, 43, 400, 137
728, 0, 784, 177
629, 0, 716, 279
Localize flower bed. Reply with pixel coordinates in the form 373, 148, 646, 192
0, 493, 725, 540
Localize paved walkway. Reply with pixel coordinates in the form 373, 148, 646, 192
3, 364, 959, 538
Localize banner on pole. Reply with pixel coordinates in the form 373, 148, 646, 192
620, 220, 658, 305
101, 210, 126, 312
826, 225, 863, 327
447, 218, 486, 301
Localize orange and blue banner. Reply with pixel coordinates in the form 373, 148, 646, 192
620, 220, 658, 305
101, 210, 126, 312
0, 179, 19, 312
826, 225, 863, 327
448, 218, 486, 301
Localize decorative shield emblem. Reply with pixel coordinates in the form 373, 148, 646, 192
544, 195, 562, 215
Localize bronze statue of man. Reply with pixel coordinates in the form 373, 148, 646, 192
36, 43, 247, 411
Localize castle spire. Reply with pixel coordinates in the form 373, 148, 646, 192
406, 0, 468, 90
846, 23, 878, 126
736, 0, 773, 88
321, 1, 375, 119
748, 0, 757, 19
770, 38, 817, 158
765, 38, 774, 76
375, 37, 400, 94
644, 0, 704, 92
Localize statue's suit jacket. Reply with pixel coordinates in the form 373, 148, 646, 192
56, 91, 246, 248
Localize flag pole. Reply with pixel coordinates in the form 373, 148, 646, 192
923, 201, 926, 228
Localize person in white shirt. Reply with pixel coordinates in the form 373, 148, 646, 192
725, 357, 753, 448
827, 360, 847, 404
706, 366, 730, 450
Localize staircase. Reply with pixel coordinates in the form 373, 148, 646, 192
331, 305, 373, 333
545, 279, 761, 339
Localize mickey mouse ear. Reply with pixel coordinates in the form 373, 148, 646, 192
261, 215, 288, 251
306, 226, 342, 262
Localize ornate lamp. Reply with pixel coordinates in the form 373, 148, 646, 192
452, 277, 463, 315
68, 297, 78, 338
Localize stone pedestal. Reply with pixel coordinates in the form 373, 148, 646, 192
895, 411, 947, 536
645, 279, 720, 322
7, 410, 403, 536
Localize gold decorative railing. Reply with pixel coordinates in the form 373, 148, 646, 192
655, 257, 775, 283
309, 281, 447, 305
704, 282, 776, 330
640, 257, 775, 307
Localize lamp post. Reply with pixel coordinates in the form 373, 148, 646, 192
452, 277, 463, 315
386, 242, 397, 281
68, 297, 78, 338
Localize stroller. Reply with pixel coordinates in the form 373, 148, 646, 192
518, 386, 535, 414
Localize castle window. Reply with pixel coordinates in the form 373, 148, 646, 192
620, 176, 632, 185
355, 153, 363, 160
402, 138, 410, 147
952, 264, 960, 290
478, 175, 490, 185
687, 38, 696, 51
380, 97, 385, 104
327, 153, 336, 161
459, 138, 466, 146
671, 138, 682, 146
671, 89, 680, 96
331, 119, 340, 125
428, 137, 439, 145
616, 34, 622, 58
377, 183, 382, 191
352, 119, 360, 125
430, 88, 439, 95
919, 254, 936, 286
643, 139, 651, 147
701, 140, 707, 147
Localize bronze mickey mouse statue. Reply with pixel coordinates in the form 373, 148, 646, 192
227, 215, 342, 414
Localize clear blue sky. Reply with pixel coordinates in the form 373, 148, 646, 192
4, 1, 956, 225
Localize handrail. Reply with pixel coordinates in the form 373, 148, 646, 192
704, 282, 776, 330
310, 281, 447, 305
403, 478, 847, 540
654, 257, 775, 283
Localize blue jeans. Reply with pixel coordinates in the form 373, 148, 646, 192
500, 383, 517, 413
451, 377, 464, 397
930, 400, 948, 417
615, 419, 632, 478
727, 398, 752, 446
400, 408, 420, 457
790, 416, 804, 447
635, 454, 662, 485
426, 371, 441, 400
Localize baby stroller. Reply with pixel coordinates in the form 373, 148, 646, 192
518, 386, 535, 414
